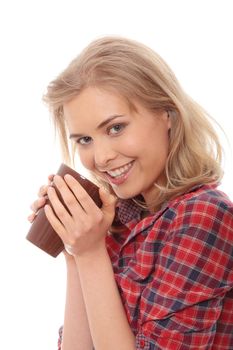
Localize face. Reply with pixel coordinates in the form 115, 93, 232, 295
63, 87, 171, 206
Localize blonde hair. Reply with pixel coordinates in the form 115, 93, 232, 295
43, 36, 223, 210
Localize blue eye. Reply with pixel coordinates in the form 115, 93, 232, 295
108, 123, 125, 135
77, 136, 92, 145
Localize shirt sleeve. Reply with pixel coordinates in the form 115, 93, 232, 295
119, 199, 233, 349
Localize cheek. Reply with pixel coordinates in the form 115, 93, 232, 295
78, 151, 94, 171
116, 136, 141, 154
144, 129, 170, 164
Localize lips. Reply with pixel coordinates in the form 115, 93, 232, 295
107, 162, 134, 178
104, 161, 134, 186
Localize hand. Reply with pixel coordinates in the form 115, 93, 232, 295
44, 174, 117, 257
27, 174, 54, 223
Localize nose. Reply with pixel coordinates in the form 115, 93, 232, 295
94, 139, 117, 169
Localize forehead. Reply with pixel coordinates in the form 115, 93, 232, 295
63, 87, 131, 133
63, 87, 134, 125
64, 86, 131, 109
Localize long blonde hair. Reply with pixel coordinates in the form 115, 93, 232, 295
43, 36, 223, 209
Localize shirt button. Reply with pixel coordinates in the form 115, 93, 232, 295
140, 339, 145, 348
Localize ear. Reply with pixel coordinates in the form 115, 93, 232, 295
162, 110, 172, 130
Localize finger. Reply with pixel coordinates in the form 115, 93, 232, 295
30, 196, 46, 212
47, 185, 73, 228
48, 174, 55, 185
38, 185, 49, 197
63, 174, 98, 212
27, 212, 37, 223
99, 187, 117, 207
37, 174, 54, 197
44, 204, 67, 240
53, 175, 88, 217
99, 187, 117, 220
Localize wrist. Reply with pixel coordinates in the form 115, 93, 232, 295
74, 242, 108, 265
63, 250, 77, 265
66, 239, 107, 259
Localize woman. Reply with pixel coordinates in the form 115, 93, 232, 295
29, 36, 233, 349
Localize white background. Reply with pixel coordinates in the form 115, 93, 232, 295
0, 1, 232, 349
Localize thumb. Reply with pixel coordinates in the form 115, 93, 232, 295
99, 187, 117, 216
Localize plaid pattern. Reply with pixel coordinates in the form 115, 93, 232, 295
58, 184, 233, 349
57, 326, 62, 350
106, 184, 233, 349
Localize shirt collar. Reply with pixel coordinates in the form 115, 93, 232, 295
116, 199, 143, 226
116, 183, 218, 226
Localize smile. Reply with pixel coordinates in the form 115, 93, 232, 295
106, 161, 134, 178
104, 161, 134, 186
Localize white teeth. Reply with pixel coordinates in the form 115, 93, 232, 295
107, 162, 133, 178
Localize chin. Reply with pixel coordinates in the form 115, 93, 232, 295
112, 188, 141, 200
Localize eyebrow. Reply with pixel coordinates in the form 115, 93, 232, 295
69, 114, 125, 139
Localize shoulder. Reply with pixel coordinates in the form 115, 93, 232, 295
164, 184, 233, 237
172, 184, 233, 216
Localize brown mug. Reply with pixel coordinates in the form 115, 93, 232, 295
26, 163, 102, 257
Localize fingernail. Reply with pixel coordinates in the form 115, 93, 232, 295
64, 174, 73, 180
47, 186, 54, 194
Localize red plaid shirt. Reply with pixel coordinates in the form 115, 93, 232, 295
58, 184, 233, 349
